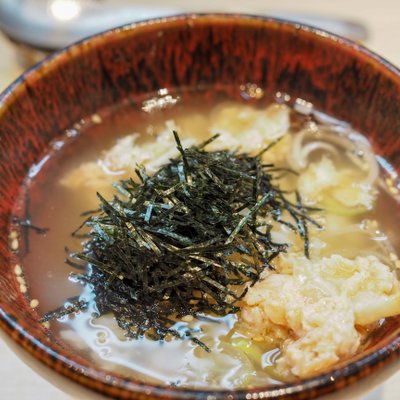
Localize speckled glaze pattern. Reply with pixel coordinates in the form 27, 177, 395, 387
0, 14, 399, 400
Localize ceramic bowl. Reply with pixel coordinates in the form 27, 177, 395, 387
0, 14, 399, 400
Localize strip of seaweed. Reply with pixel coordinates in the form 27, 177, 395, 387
43, 133, 320, 350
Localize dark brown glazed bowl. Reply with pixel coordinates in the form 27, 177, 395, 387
0, 13, 399, 400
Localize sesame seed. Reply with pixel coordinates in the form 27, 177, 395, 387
91, 114, 102, 124
97, 332, 107, 344
11, 238, 19, 251
17, 276, 25, 285
42, 321, 50, 329
9, 231, 18, 239
30, 299, 39, 308
14, 264, 22, 276
181, 315, 194, 322
20, 284, 27, 294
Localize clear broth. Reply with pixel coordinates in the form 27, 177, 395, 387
11, 89, 400, 389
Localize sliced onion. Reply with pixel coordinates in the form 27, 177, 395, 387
317, 128, 357, 151
312, 110, 351, 128
294, 98, 313, 115
288, 121, 379, 186
288, 125, 318, 170
358, 144, 379, 186
300, 141, 339, 161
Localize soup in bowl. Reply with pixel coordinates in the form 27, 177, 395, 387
0, 14, 399, 400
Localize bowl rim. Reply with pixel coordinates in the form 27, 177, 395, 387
1, 12, 400, 400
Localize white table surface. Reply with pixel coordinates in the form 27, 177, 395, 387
0, 0, 399, 398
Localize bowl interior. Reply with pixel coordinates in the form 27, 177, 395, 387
0, 14, 399, 399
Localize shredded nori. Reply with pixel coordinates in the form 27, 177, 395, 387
43, 133, 321, 349
12, 216, 49, 235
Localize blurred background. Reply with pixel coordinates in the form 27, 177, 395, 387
0, 1, 399, 399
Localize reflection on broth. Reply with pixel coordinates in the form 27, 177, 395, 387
10, 89, 400, 389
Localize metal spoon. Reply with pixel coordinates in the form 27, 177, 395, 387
0, 0, 368, 67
